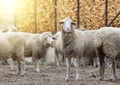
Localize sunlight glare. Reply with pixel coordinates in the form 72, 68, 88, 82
0, 0, 17, 14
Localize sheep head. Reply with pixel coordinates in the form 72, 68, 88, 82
42, 32, 55, 47
60, 17, 76, 33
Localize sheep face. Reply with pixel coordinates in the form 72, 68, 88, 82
43, 33, 54, 47
60, 17, 76, 33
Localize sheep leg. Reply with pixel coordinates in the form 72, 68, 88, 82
17, 59, 26, 76
65, 57, 71, 81
95, 47, 105, 80
81, 57, 89, 67
17, 60, 21, 75
82, 57, 85, 67
110, 60, 117, 81
7, 58, 15, 70
75, 58, 80, 81
61, 52, 65, 65
20, 59, 26, 75
99, 55, 105, 80
35, 59, 40, 72
94, 57, 99, 67
93, 58, 97, 67
10, 61, 15, 71
56, 52, 60, 66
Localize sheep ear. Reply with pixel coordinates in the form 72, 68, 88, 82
59, 21, 64, 24
43, 36, 47, 40
72, 22, 76, 25
72, 22, 77, 29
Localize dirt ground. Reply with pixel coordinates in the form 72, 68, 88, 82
0, 65, 120, 85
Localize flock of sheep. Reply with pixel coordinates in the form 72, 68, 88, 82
0, 17, 120, 82
0, 25, 55, 75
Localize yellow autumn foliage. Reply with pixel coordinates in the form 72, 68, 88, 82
15, 0, 120, 33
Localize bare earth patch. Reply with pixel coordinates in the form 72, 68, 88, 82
0, 65, 120, 85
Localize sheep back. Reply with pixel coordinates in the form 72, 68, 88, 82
94, 27, 120, 59
0, 32, 24, 60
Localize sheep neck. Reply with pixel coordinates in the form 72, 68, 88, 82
62, 30, 75, 48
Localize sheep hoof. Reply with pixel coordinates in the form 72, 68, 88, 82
36, 70, 40, 72
34, 69, 40, 72
99, 77, 104, 81
76, 78, 80, 81
16, 73, 25, 76
76, 76, 80, 81
110, 76, 117, 81
65, 78, 69, 82
19, 73, 26, 77
16, 73, 20, 76
20, 74, 25, 77
57, 63, 60, 66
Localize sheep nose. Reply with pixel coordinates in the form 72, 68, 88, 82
50, 40, 54, 47
66, 28, 71, 32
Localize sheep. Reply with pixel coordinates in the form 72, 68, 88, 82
54, 27, 94, 67
94, 27, 120, 81
53, 31, 64, 66
53, 29, 86, 66
54, 31, 86, 67
0, 32, 25, 75
54, 30, 96, 67
22, 32, 54, 72
60, 17, 85, 81
0, 25, 18, 70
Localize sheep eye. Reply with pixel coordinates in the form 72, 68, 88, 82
52, 37, 56, 40
44, 37, 48, 40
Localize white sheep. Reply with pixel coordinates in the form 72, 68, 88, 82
94, 27, 120, 81
22, 32, 54, 72
0, 25, 19, 70
54, 31, 84, 67
0, 32, 25, 75
53, 31, 64, 66
60, 17, 85, 81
